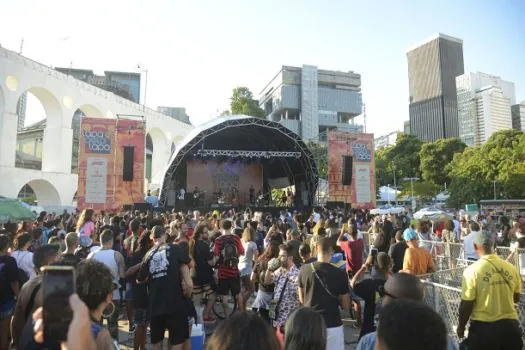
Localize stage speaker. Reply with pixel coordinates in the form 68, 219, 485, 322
123, 146, 134, 182
133, 202, 153, 212
342, 156, 353, 186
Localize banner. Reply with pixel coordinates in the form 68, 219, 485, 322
77, 118, 145, 211
328, 131, 375, 209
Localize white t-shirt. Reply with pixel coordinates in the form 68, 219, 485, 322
463, 232, 479, 260
12, 250, 36, 280
238, 241, 257, 276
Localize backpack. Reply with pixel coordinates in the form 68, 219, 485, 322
18, 268, 29, 286
75, 244, 96, 260
220, 236, 239, 268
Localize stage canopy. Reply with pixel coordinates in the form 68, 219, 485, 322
159, 116, 318, 207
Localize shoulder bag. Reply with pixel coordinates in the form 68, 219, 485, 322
269, 275, 289, 321
310, 263, 338, 299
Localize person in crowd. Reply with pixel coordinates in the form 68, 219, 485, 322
442, 220, 457, 243
286, 228, 302, 257
190, 224, 216, 324
11, 244, 61, 346
387, 231, 408, 274
457, 230, 522, 349
0, 234, 20, 350
299, 236, 351, 350
76, 208, 96, 247
337, 222, 364, 277
251, 241, 280, 323
356, 272, 458, 350
460, 218, 470, 241
463, 222, 480, 261
375, 299, 448, 350
206, 312, 280, 350
310, 226, 327, 257
61, 232, 81, 266
125, 230, 152, 350
87, 229, 126, 342
16, 221, 31, 236
378, 215, 393, 252
12, 232, 36, 282
351, 252, 391, 339
284, 307, 327, 350
416, 220, 432, 251
137, 226, 193, 350
213, 219, 245, 316
29, 227, 43, 253
238, 227, 258, 311
402, 227, 436, 275
123, 218, 141, 330
299, 243, 316, 264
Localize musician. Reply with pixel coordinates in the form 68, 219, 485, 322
178, 185, 186, 200
249, 185, 255, 204
193, 186, 201, 206
256, 190, 263, 206
281, 190, 287, 207
231, 186, 238, 203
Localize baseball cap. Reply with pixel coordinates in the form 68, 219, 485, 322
152, 225, 166, 239
472, 231, 492, 246
403, 228, 417, 241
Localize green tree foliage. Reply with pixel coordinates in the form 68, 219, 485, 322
446, 130, 525, 207
229, 87, 265, 118
420, 138, 466, 185
306, 141, 328, 179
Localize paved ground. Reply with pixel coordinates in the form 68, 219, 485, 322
116, 312, 361, 349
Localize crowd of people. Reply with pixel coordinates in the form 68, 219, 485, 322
0, 206, 524, 349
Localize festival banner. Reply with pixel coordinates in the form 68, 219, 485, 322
328, 131, 376, 209
77, 118, 145, 211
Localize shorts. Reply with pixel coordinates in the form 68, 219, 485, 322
150, 312, 189, 345
126, 283, 133, 301
0, 299, 16, 319
192, 283, 215, 298
133, 308, 150, 326
216, 276, 241, 297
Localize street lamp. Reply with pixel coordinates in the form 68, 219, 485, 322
403, 177, 420, 209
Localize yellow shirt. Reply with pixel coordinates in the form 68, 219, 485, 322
461, 254, 521, 322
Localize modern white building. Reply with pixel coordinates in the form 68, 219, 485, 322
259, 65, 363, 142
456, 72, 516, 146
375, 131, 401, 149
511, 101, 525, 131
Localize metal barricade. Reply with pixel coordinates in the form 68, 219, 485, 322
420, 240, 465, 271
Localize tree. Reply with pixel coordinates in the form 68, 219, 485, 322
419, 138, 466, 186
219, 110, 231, 116
306, 141, 328, 179
229, 87, 265, 118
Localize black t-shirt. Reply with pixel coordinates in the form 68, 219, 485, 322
388, 241, 408, 274
192, 240, 214, 286
298, 261, 350, 328
60, 253, 82, 267
0, 255, 19, 304
137, 243, 190, 317
131, 250, 148, 309
354, 277, 387, 337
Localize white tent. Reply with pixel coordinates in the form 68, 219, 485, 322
378, 186, 400, 201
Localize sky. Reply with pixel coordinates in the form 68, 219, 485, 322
1, 0, 524, 137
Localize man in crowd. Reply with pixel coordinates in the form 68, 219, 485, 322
457, 230, 522, 349
61, 232, 81, 266
137, 226, 193, 350
388, 231, 408, 274
402, 227, 436, 275
299, 236, 351, 350
356, 273, 457, 350
213, 219, 245, 316
463, 222, 480, 261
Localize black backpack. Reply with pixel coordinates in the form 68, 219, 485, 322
220, 236, 239, 268
75, 244, 96, 260
18, 268, 29, 286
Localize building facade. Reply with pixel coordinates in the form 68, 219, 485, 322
407, 34, 464, 141
456, 72, 515, 146
375, 131, 401, 149
259, 65, 363, 141
157, 106, 191, 124
403, 120, 410, 134
511, 102, 525, 131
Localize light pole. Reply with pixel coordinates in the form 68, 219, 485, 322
492, 180, 497, 200
387, 184, 391, 205
392, 164, 397, 205
403, 177, 420, 210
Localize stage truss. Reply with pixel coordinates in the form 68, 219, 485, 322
159, 117, 319, 207
196, 149, 302, 159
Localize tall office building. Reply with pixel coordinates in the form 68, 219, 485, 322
456, 72, 515, 146
407, 34, 464, 141
403, 120, 410, 134
259, 65, 363, 141
511, 101, 525, 131
157, 106, 191, 124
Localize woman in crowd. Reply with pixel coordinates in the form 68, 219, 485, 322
76, 209, 96, 247
251, 241, 279, 323
238, 227, 258, 311
16, 221, 31, 236
284, 307, 327, 350
206, 312, 280, 350
11, 232, 36, 282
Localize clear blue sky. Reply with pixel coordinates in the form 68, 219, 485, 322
1, 0, 524, 137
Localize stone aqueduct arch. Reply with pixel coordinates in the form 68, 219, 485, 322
0, 47, 193, 206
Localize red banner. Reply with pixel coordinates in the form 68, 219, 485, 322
77, 118, 145, 211
328, 131, 375, 209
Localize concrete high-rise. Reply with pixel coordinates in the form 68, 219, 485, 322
407, 34, 464, 141
456, 72, 515, 146
157, 106, 191, 124
511, 101, 525, 131
259, 65, 363, 141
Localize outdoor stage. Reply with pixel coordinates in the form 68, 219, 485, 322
158, 116, 319, 212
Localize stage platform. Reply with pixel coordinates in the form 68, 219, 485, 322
157, 204, 311, 217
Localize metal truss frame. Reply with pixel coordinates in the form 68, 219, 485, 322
159, 117, 319, 207
196, 149, 302, 159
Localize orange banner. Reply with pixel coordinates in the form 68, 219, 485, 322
77, 118, 145, 211
328, 131, 375, 209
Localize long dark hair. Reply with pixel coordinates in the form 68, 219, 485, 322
135, 230, 152, 254
285, 307, 327, 350
258, 241, 279, 263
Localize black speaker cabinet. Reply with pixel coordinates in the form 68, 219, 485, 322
123, 146, 134, 182
342, 156, 353, 186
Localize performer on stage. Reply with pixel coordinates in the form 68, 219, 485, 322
249, 185, 255, 204
193, 186, 201, 206
178, 185, 186, 200
256, 190, 263, 206
281, 190, 287, 207
231, 186, 238, 205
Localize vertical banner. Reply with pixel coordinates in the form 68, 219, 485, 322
328, 131, 375, 209
78, 118, 145, 211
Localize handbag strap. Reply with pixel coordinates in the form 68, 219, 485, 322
276, 275, 289, 307
481, 257, 512, 290
310, 263, 338, 299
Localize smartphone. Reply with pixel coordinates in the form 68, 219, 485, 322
370, 247, 378, 260
42, 266, 76, 343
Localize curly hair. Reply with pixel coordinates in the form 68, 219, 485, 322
14, 232, 32, 250
76, 259, 114, 311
